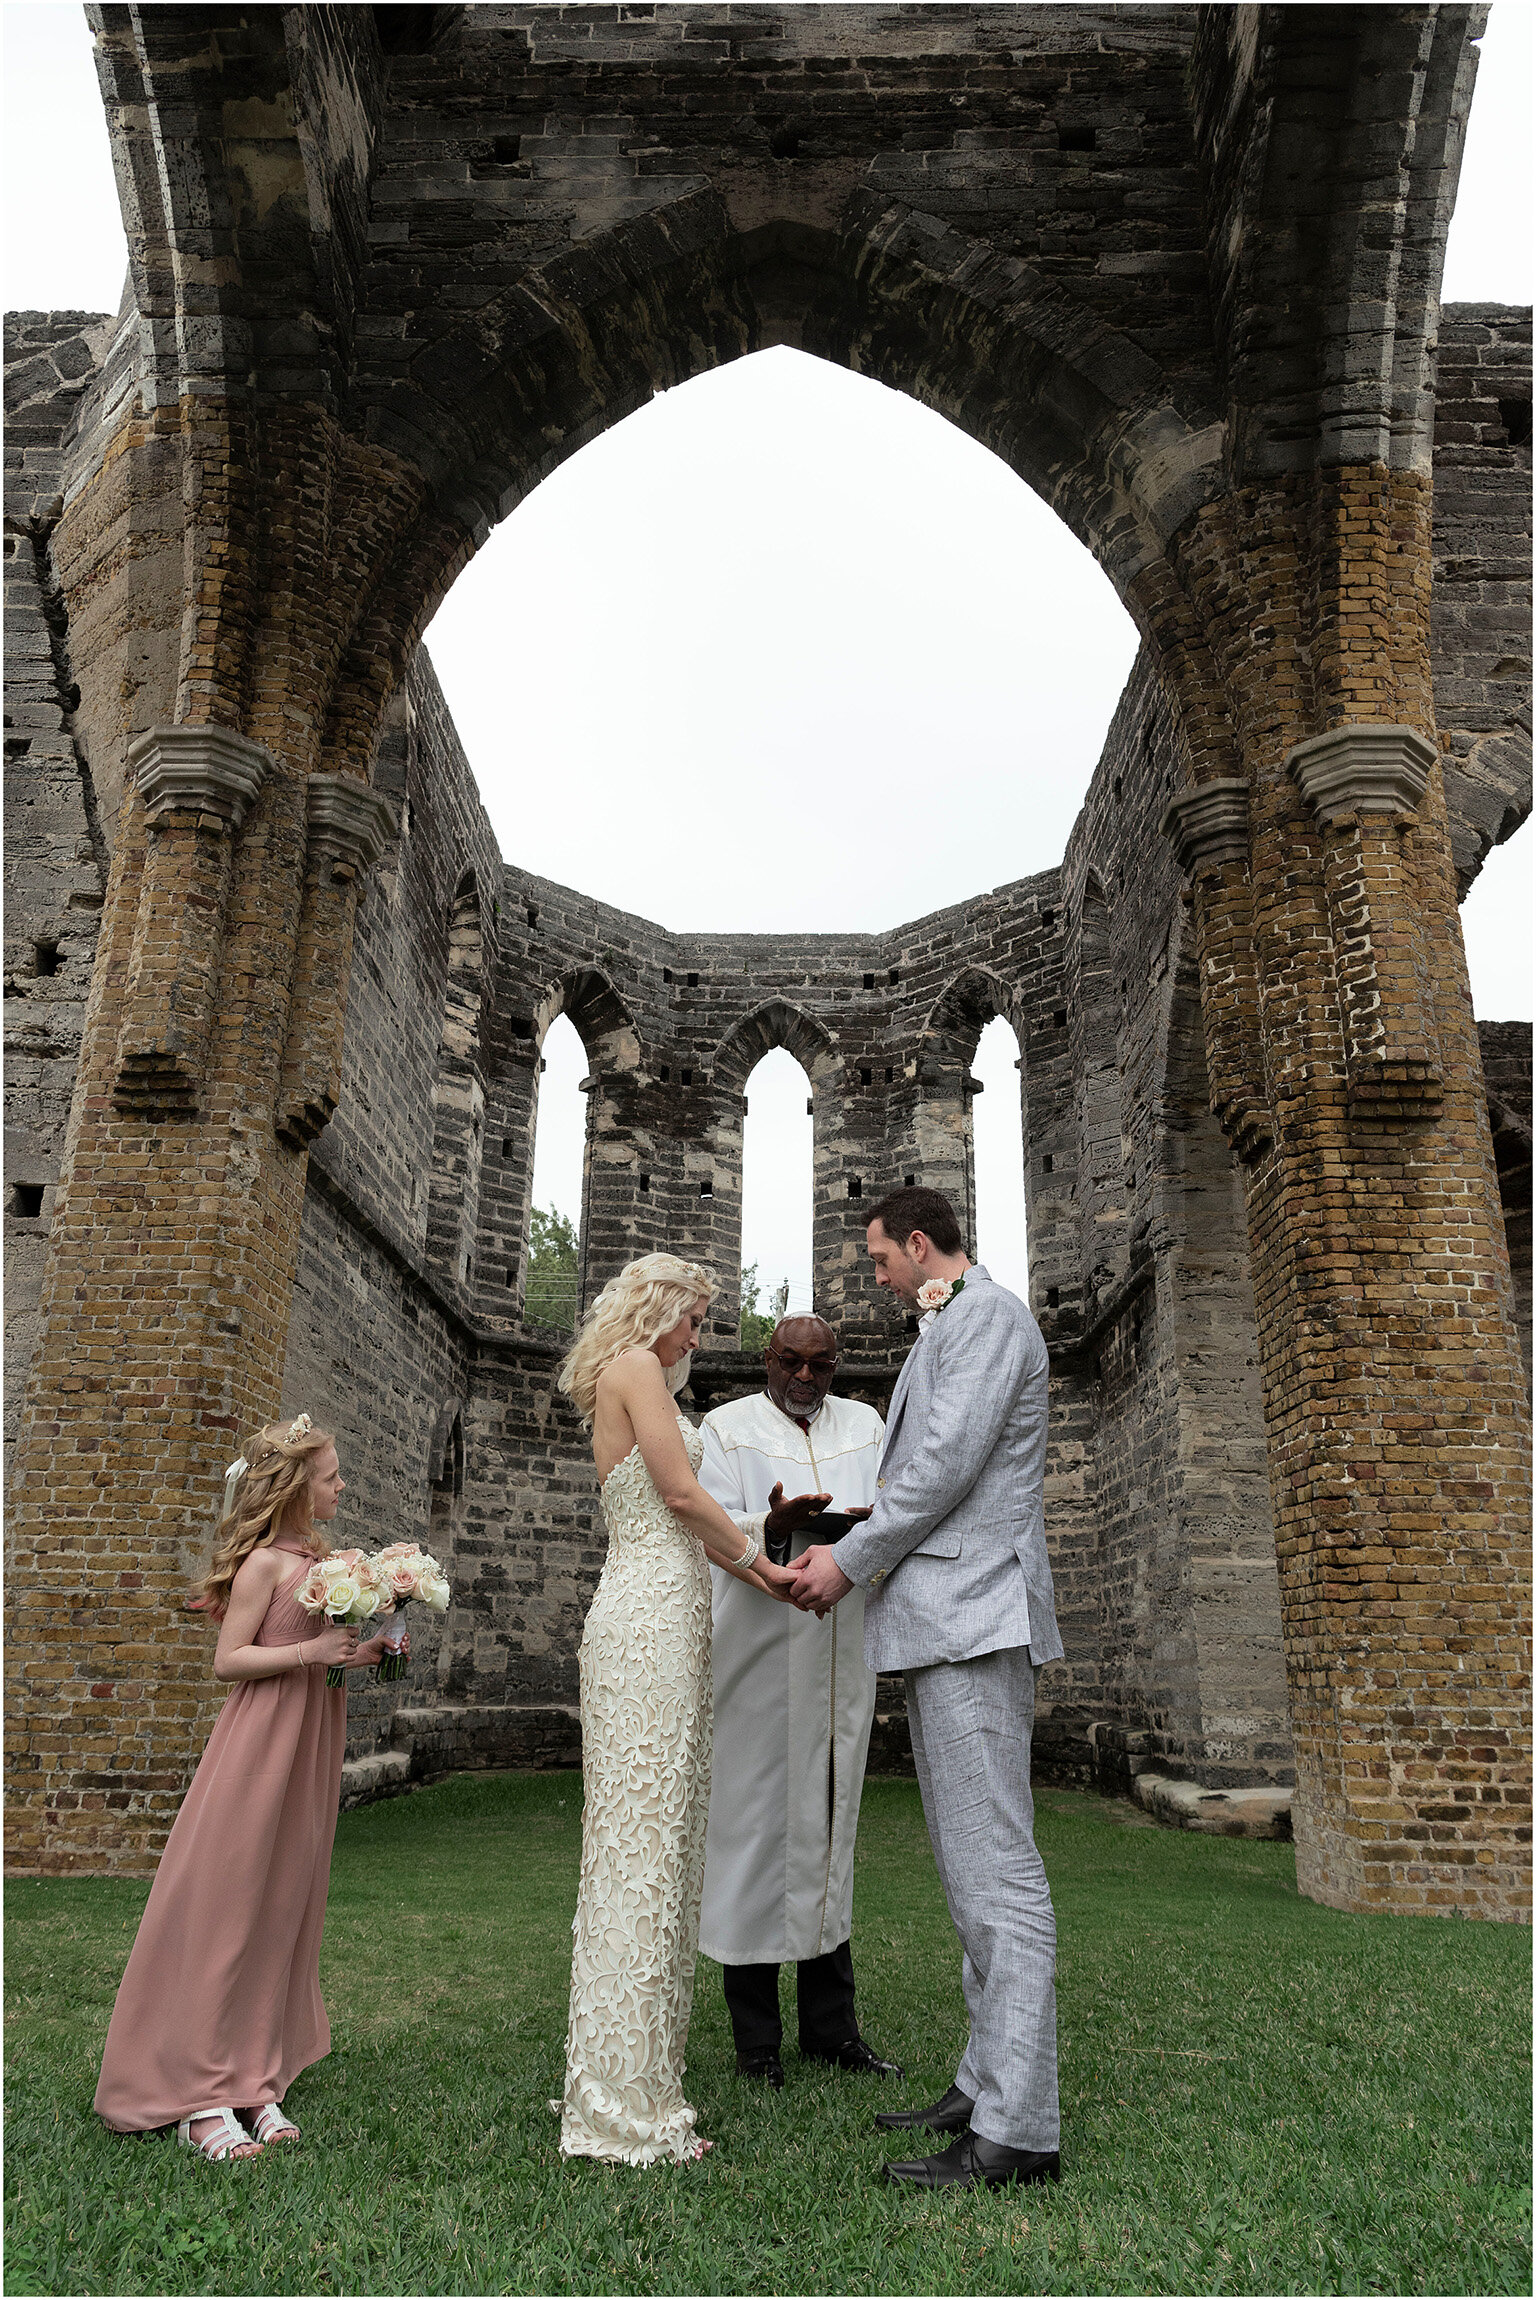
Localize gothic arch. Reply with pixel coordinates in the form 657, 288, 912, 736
318, 194, 1229, 782
711, 1001, 838, 1096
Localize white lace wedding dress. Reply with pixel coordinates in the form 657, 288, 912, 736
556, 1414, 714, 2164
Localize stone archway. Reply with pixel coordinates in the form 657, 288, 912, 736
7, 5, 1527, 1913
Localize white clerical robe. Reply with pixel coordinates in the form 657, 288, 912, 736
697, 1390, 884, 1966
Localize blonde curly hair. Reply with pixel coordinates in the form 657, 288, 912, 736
558, 1253, 715, 1425
190, 1418, 337, 1620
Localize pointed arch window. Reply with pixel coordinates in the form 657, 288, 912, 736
971, 1014, 1029, 1295
740, 1047, 815, 1345
524, 1011, 586, 1331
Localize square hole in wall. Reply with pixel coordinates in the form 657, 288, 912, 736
1046, 1286, 1060, 1308
699, 1178, 713, 1199
904, 1174, 915, 1188
526, 907, 538, 928
681, 1068, 693, 1086
888, 966, 900, 984
863, 972, 876, 990
11, 1183, 45, 1218
502, 1136, 513, 1160
1498, 397, 1532, 449
639, 1173, 651, 1193
660, 1065, 670, 1082
33, 941, 59, 977
1053, 1009, 1068, 1029
1058, 124, 1096, 151
505, 1267, 516, 1287
859, 1065, 872, 1086
663, 967, 673, 983
1040, 909, 1056, 931
885, 1065, 894, 1082
848, 1176, 862, 1199
686, 972, 699, 988
1042, 1154, 1054, 1174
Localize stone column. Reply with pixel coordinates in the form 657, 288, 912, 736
1169, 469, 1532, 1920
277, 775, 397, 1148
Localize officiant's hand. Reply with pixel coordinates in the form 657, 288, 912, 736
790, 1543, 855, 1612
764, 1482, 835, 1539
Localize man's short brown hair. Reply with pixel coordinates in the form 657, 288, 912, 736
865, 1186, 963, 1256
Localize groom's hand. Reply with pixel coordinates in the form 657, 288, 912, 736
790, 1544, 854, 1612
764, 1482, 835, 1538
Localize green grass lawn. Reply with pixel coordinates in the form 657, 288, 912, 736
5, 1773, 1530, 2297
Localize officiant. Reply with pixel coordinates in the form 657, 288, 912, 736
698, 1315, 902, 2087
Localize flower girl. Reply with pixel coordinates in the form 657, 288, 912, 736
94, 1414, 398, 2161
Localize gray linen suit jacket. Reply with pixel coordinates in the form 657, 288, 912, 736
833, 1267, 1063, 1674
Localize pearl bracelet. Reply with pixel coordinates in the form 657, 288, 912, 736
735, 1523, 762, 1571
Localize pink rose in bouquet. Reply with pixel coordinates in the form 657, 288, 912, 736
296, 1550, 393, 1685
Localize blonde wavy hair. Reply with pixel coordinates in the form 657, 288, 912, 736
558, 1253, 715, 1425
190, 1417, 337, 1620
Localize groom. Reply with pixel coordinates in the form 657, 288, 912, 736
789, 1186, 1063, 2191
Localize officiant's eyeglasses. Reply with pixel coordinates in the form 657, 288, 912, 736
768, 1347, 839, 1374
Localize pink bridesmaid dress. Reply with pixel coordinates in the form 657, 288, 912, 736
95, 1541, 348, 2132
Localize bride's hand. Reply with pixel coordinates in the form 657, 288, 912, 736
752, 1559, 801, 1605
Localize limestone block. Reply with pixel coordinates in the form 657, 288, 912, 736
1133, 1771, 1294, 1840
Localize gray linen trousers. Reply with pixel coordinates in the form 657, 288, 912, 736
834, 1267, 1063, 2151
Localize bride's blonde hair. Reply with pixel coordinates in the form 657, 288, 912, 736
558, 1253, 715, 1425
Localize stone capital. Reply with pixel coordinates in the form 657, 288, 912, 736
1159, 779, 1250, 875
128, 724, 273, 830
1286, 723, 1436, 824
306, 774, 397, 875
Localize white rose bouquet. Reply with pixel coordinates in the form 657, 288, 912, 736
296, 1549, 393, 1686
370, 1543, 451, 1681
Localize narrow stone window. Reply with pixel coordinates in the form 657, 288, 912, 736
741, 1048, 813, 1340
885, 1065, 894, 1082
502, 1136, 513, 1160
525, 1010, 586, 1331
33, 941, 58, 977
1043, 1154, 1054, 1174
1498, 398, 1532, 449
972, 1014, 1029, 1292
11, 1184, 45, 1218
505, 1266, 516, 1286
526, 907, 538, 928
699, 1178, 713, 1199
639, 1173, 651, 1193
859, 1065, 872, 1086
848, 1176, 862, 1199
1113, 776, 1123, 803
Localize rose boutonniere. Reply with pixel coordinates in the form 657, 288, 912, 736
916, 1276, 965, 1316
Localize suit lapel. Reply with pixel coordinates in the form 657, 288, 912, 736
878, 1271, 992, 1467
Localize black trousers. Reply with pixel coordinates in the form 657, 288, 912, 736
722, 1938, 859, 2057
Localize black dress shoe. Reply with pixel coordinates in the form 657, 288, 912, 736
807, 2037, 904, 2078
874, 2081, 974, 2133
735, 2049, 785, 2089
884, 2132, 1062, 2191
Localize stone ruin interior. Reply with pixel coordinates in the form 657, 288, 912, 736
3, 3, 1530, 1916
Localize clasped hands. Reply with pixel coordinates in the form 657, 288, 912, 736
764, 1483, 864, 1615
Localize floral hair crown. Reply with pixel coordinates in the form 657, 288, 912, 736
222, 1413, 314, 1507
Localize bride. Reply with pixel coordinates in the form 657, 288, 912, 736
553, 1253, 798, 2164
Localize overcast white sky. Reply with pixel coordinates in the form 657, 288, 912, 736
5, 0, 1531, 1316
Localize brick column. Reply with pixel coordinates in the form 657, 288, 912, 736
1174, 469, 1532, 1919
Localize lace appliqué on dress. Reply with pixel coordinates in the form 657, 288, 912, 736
556, 1416, 714, 2165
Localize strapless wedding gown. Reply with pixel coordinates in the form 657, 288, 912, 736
556, 1415, 714, 2164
